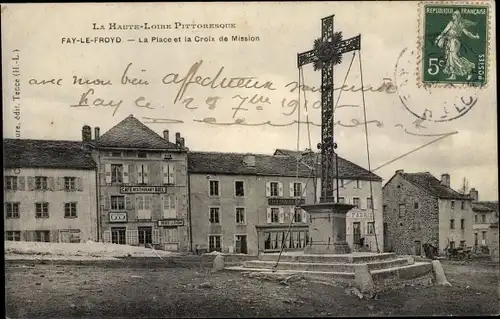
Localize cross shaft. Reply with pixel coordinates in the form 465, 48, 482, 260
297, 15, 361, 203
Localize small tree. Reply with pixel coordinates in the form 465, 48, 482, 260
459, 177, 470, 195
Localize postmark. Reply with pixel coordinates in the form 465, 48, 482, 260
418, 1, 491, 87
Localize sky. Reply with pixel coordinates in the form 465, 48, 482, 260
2, 2, 498, 200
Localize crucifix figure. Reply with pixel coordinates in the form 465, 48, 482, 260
297, 15, 361, 203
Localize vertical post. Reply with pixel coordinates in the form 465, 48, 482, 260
335, 151, 340, 202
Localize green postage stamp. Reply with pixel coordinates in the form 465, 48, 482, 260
420, 2, 490, 86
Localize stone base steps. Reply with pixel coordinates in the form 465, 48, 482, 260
258, 252, 397, 264
226, 262, 433, 287
243, 257, 410, 272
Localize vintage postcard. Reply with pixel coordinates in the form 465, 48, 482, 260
3, 1, 498, 318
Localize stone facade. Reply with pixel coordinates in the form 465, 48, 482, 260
383, 174, 439, 255
4, 167, 98, 242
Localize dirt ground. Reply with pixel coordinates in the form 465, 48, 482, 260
5, 258, 499, 318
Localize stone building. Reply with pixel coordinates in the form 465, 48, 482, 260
273, 149, 384, 252
4, 139, 98, 242
88, 115, 190, 251
383, 170, 474, 256
470, 187, 499, 258
188, 149, 383, 255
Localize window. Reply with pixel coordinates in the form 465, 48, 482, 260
163, 228, 179, 243
35, 203, 49, 218
451, 201, 455, 210
338, 197, 346, 204
460, 240, 466, 248
5, 202, 20, 218
163, 163, 176, 185
162, 195, 177, 219
236, 208, 245, 224
111, 164, 123, 183
35, 176, 48, 190
270, 208, 279, 223
414, 202, 419, 209
450, 219, 455, 229
293, 182, 302, 197
111, 196, 125, 210
111, 152, 122, 157
35, 231, 50, 242
210, 207, 220, 224
64, 177, 76, 191
235, 181, 245, 197
292, 207, 303, 223
356, 180, 361, 188
138, 151, 148, 158
5, 176, 18, 190
6, 231, 21, 241
367, 222, 375, 234
367, 197, 373, 210
136, 195, 152, 219
353, 197, 360, 208
449, 241, 455, 249
209, 180, 219, 196
340, 179, 345, 188
482, 214, 486, 223
383, 205, 387, 212
461, 201, 465, 210
235, 235, 248, 254
111, 227, 126, 244
270, 182, 279, 197
64, 202, 78, 218
474, 214, 478, 223
209, 235, 222, 252
138, 227, 153, 245
137, 164, 149, 184
460, 218, 465, 229
398, 204, 406, 217
482, 231, 486, 240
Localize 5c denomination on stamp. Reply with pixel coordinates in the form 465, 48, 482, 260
419, 2, 490, 87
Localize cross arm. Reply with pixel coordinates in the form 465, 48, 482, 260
297, 35, 361, 68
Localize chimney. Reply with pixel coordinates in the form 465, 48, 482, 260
243, 154, 256, 167
175, 132, 181, 144
163, 130, 169, 142
395, 169, 404, 174
82, 125, 92, 142
469, 188, 478, 201
441, 173, 450, 188
94, 127, 100, 139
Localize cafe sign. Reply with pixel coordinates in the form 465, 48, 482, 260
120, 185, 167, 194
109, 212, 128, 223
268, 198, 305, 206
158, 219, 184, 227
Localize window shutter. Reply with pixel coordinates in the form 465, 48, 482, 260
143, 165, 150, 184
103, 231, 111, 243
146, 196, 153, 219
137, 164, 143, 183
289, 182, 294, 197
163, 163, 169, 184
301, 182, 305, 197
301, 209, 307, 223
18, 177, 26, 191
172, 195, 177, 217
153, 229, 161, 244
267, 208, 272, 223
126, 230, 138, 245
47, 177, 55, 191
265, 182, 271, 197
278, 182, 284, 197
125, 196, 132, 210
168, 164, 176, 185
289, 207, 295, 224
105, 164, 112, 184
103, 195, 110, 210
123, 164, 129, 184
162, 196, 169, 218
56, 177, 64, 191
361, 198, 366, 210
27, 177, 35, 191
76, 177, 83, 191
279, 207, 284, 223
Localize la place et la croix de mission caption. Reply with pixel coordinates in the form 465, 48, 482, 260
61, 22, 261, 44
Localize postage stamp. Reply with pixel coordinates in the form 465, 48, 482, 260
419, 2, 490, 87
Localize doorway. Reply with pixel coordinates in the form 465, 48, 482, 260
235, 235, 248, 254
138, 227, 153, 245
353, 222, 361, 245
111, 227, 126, 244
414, 240, 422, 256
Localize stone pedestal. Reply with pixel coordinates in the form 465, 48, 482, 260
301, 202, 354, 254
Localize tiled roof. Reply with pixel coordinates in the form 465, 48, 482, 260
473, 201, 499, 212
274, 149, 382, 181
400, 172, 472, 200
188, 152, 314, 177
3, 139, 96, 170
95, 115, 180, 150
